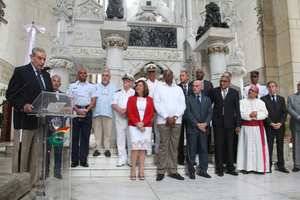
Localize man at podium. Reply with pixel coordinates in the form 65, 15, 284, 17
6, 47, 53, 185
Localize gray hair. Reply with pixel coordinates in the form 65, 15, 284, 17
180, 69, 189, 75
31, 47, 46, 56
51, 74, 61, 81
102, 68, 111, 75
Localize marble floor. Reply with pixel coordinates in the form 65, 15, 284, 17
1, 152, 300, 200
69, 171, 300, 200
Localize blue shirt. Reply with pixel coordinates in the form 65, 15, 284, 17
93, 82, 116, 118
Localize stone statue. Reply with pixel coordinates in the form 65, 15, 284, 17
196, 2, 229, 41
106, 0, 124, 19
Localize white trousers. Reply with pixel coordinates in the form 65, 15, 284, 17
115, 115, 131, 163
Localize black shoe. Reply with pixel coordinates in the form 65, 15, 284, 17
54, 173, 63, 179
197, 170, 211, 178
80, 162, 89, 167
168, 173, 185, 180
156, 174, 165, 181
217, 171, 224, 177
104, 150, 111, 157
277, 167, 289, 173
189, 172, 196, 179
93, 150, 101, 157
226, 170, 238, 176
292, 167, 300, 172
71, 161, 79, 168
240, 170, 249, 174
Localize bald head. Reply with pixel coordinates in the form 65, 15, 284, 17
195, 68, 205, 80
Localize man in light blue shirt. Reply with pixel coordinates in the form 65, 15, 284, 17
93, 68, 116, 157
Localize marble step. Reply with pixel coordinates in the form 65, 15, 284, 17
71, 155, 215, 177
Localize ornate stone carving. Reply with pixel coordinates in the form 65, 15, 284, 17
196, 2, 229, 41
47, 58, 74, 69
53, 0, 74, 21
207, 46, 229, 54
125, 48, 184, 62
106, 0, 124, 19
129, 25, 177, 48
76, 0, 104, 21
103, 34, 128, 50
0, 0, 7, 24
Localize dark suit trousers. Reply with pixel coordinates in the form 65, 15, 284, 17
72, 111, 92, 163
186, 131, 208, 171
266, 127, 285, 169
214, 126, 235, 172
177, 121, 186, 164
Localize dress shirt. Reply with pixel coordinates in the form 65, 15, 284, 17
111, 88, 135, 109
146, 79, 160, 98
93, 82, 116, 118
153, 82, 186, 124
31, 63, 46, 89
67, 81, 97, 106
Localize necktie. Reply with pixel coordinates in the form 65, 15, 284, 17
222, 89, 227, 100
36, 70, 45, 90
271, 95, 277, 109
183, 84, 187, 96
196, 95, 201, 104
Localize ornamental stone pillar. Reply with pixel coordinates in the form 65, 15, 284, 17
100, 20, 130, 87
194, 27, 234, 86
47, 58, 74, 92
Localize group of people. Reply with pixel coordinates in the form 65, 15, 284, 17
5, 47, 300, 186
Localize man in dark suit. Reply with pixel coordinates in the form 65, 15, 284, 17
6, 47, 53, 185
261, 81, 289, 173
209, 75, 240, 176
177, 70, 193, 165
186, 80, 212, 179
195, 68, 214, 154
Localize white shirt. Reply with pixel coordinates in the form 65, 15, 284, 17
31, 63, 46, 89
243, 83, 268, 99
146, 79, 160, 98
137, 97, 147, 120
67, 81, 97, 106
111, 88, 135, 109
240, 98, 268, 121
153, 82, 186, 124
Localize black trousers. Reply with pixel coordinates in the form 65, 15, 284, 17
213, 127, 235, 173
186, 131, 208, 172
72, 111, 92, 163
266, 127, 285, 169
177, 121, 186, 164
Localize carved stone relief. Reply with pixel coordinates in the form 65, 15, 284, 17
76, 0, 104, 21
0, 0, 7, 24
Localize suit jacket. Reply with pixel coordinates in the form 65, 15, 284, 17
201, 79, 213, 97
287, 93, 300, 132
209, 87, 241, 129
261, 94, 287, 132
127, 96, 155, 127
186, 93, 212, 133
6, 63, 53, 130
178, 81, 193, 97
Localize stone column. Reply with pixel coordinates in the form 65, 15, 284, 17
194, 27, 234, 86
47, 58, 74, 92
100, 21, 130, 87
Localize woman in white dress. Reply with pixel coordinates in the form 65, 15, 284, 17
127, 80, 155, 180
237, 85, 270, 173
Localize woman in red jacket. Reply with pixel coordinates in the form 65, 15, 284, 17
127, 79, 155, 180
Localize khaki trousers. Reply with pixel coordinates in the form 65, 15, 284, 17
92, 116, 113, 150
12, 129, 42, 186
157, 124, 181, 174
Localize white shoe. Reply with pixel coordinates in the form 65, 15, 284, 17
116, 160, 125, 167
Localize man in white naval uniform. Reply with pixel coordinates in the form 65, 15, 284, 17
112, 73, 135, 167
146, 64, 161, 155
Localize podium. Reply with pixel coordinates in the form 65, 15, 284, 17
30, 91, 75, 199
